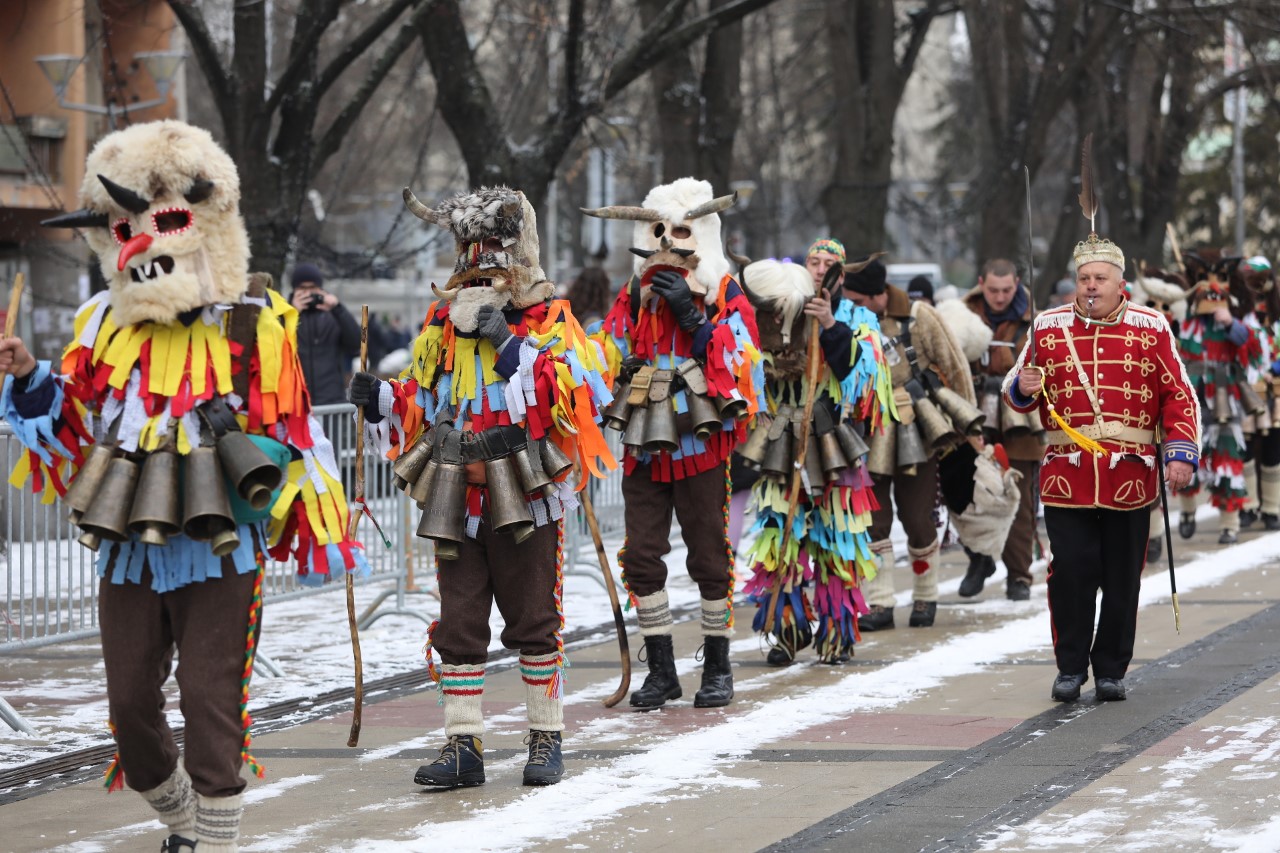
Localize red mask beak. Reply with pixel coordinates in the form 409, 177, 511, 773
117, 233, 153, 272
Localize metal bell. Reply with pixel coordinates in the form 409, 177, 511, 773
410, 457, 440, 509
737, 414, 773, 470
866, 425, 896, 477
1215, 384, 1230, 424
819, 431, 848, 481
713, 392, 749, 422
64, 442, 116, 527
1000, 401, 1032, 438
688, 392, 723, 441
182, 447, 241, 557
485, 456, 535, 543
642, 400, 680, 454
77, 456, 140, 549
980, 392, 1001, 433
216, 431, 283, 511
602, 380, 633, 431
803, 432, 825, 495
540, 438, 574, 480
761, 430, 792, 479
914, 397, 960, 452
835, 422, 870, 463
933, 386, 986, 436
1240, 381, 1268, 417
392, 437, 434, 493
418, 459, 468, 548
897, 422, 929, 471
623, 405, 649, 449
514, 443, 553, 497
128, 450, 182, 547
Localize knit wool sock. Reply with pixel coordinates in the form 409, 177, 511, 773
440, 664, 485, 737
700, 597, 731, 637
635, 589, 673, 637
139, 763, 196, 836
521, 652, 565, 732
194, 792, 243, 853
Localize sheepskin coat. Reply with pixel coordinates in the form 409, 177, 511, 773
964, 287, 1042, 460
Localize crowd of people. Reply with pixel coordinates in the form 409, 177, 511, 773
5, 117, 1276, 850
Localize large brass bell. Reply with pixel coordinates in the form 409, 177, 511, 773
688, 392, 723, 441
64, 443, 116, 527
182, 447, 240, 556
642, 400, 680, 453
897, 422, 929, 471
216, 431, 283, 511
737, 414, 773, 470
514, 443, 554, 497
1000, 401, 1033, 438
540, 438, 574, 480
485, 456, 535, 543
713, 393, 749, 422
128, 451, 182, 546
819, 431, 848, 481
1240, 381, 1267, 417
1214, 384, 1230, 424
803, 432, 825, 495
392, 437, 434, 492
835, 422, 869, 463
866, 424, 896, 477
761, 430, 792, 479
914, 397, 960, 452
418, 458, 468, 554
623, 405, 649, 449
980, 392, 1001, 433
932, 386, 986, 436
602, 380, 633, 431
410, 457, 440, 508
77, 456, 140, 551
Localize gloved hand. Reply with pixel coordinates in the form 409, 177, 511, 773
649, 270, 705, 332
476, 304, 514, 350
347, 371, 381, 407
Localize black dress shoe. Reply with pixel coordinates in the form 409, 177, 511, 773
1051, 671, 1088, 702
958, 551, 997, 598
1240, 508, 1258, 529
1219, 529, 1238, 545
1095, 677, 1127, 701
1178, 513, 1196, 539
1146, 536, 1162, 564
858, 604, 894, 632
908, 600, 937, 628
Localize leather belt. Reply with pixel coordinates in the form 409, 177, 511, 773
1045, 421, 1154, 446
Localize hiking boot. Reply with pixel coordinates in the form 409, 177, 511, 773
1178, 512, 1196, 539
1146, 536, 1162, 564
413, 734, 485, 788
161, 835, 197, 852
857, 605, 894, 632
1095, 677, 1127, 701
908, 600, 937, 628
1006, 580, 1031, 601
1051, 671, 1088, 702
1264, 513, 1280, 531
1240, 508, 1258, 529
630, 634, 682, 709
522, 730, 564, 786
958, 551, 997, 598
693, 636, 734, 708
1219, 529, 1238, 545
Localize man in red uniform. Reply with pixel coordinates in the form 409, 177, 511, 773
1004, 232, 1199, 702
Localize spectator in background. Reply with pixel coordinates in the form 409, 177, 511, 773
289, 262, 361, 405
1048, 277, 1075, 308
907, 275, 935, 305
567, 266, 615, 327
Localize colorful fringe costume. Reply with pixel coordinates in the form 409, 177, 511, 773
743, 302, 892, 662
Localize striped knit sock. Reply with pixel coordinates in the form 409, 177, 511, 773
139, 763, 195, 836
700, 597, 732, 637
194, 792, 243, 852
521, 653, 565, 732
908, 540, 940, 602
440, 664, 485, 737
862, 539, 896, 608
635, 589, 673, 637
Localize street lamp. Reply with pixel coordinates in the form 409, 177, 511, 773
35, 50, 186, 128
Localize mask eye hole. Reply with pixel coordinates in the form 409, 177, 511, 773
672, 225, 691, 239
653, 223, 665, 238
112, 218, 132, 244
153, 209, 192, 234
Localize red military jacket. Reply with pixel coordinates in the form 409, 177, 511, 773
1002, 297, 1201, 510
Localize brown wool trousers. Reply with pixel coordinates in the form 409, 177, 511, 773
99, 568, 258, 798
1002, 459, 1039, 585
869, 459, 940, 549
433, 518, 562, 666
621, 462, 731, 601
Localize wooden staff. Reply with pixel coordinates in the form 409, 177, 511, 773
580, 486, 631, 707
346, 304, 369, 747
5, 272, 25, 338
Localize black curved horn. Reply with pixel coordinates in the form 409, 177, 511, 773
184, 178, 215, 204
629, 248, 656, 259
41, 208, 110, 229
98, 174, 150, 214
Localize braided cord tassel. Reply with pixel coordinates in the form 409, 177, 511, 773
102, 719, 124, 792
722, 463, 735, 629
617, 538, 637, 611
546, 520, 568, 699
239, 558, 266, 779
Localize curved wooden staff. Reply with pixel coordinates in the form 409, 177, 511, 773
580, 486, 631, 707
5, 272, 25, 338
345, 305, 369, 747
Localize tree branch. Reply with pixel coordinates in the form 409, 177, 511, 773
263, 0, 346, 117
898, 0, 951, 79
314, 0, 422, 101
564, 0, 585, 116
232, 0, 268, 119
166, 1, 233, 115
314, 0, 439, 168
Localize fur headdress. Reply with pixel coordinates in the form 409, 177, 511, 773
581, 177, 736, 299
1130, 265, 1189, 326
43, 120, 249, 326
936, 297, 994, 363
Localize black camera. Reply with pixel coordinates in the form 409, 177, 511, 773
308, 293, 324, 309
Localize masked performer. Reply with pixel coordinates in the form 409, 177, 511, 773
348, 186, 613, 788
1005, 218, 1199, 702
1175, 250, 1261, 545
735, 257, 891, 664
585, 178, 764, 709
1239, 256, 1280, 531
0, 121, 367, 853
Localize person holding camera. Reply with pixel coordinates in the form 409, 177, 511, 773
290, 262, 361, 405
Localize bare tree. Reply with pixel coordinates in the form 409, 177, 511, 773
168, 0, 440, 282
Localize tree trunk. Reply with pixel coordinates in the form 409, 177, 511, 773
696, 0, 744, 192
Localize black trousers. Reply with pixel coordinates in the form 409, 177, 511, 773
1043, 505, 1150, 679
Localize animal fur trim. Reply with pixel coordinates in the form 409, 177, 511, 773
936, 297, 994, 362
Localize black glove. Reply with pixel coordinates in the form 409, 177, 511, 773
650, 270, 705, 332
347, 371, 381, 407
476, 304, 514, 350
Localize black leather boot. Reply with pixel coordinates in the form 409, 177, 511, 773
958, 550, 997, 598
1178, 512, 1196, 539
522, 730, 564, 785
1146, 536, 1162, 564
630, 634, 682, 709
694, 636, 734, 708
413, 734, 485, 787
161, 835, 197, 852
